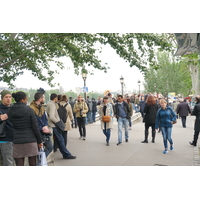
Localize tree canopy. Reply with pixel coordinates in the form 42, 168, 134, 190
0, 33, 173, 88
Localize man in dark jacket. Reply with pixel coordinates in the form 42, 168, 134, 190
189, 96, 200, 146
114, 95, 131, 145
0, 90, 15, 166
91, 98, 97, 123
30, 92, 53, 163
177, 98, 191, 128
69, 97, 77, 128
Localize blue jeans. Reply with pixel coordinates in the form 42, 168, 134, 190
0, 142, 14, 166
86, 111, 92, 124
118, 118, 129, 142
161, 127, 173, 149
52, 127, 71, 158
103, 123, 111, 142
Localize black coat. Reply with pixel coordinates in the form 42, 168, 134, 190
177, 102, 191, 117
0, 103, 15, 142
92, 101, 97, 112
192, 102, 200, 131
143, 103, 159, 124
7, 102, 42, 144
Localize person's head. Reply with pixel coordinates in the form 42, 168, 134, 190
61, 95, 68, 102
107, 92, 112, 97
195, 96, 200, 103
34, 92, 45, 104
12, 91, 27, 104
57, 94, 62, 102
103, 96, 108, 104
146, 95, 156, 105
50, 93, 58, 102
0, 90, 12, 106
78, 95, 83, 102
160, 99, 167, 109
69, 97, 73, 101
117, 95, 123, 102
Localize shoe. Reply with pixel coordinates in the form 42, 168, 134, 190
117, 142, 122, 145
170, 146, 174, 150
106, 141, 109, 146
189, 142, 196, 146
151, 139, 155, 143
63, 155, 76, 159
82, 137, 86, 140
163, 149, 168, 154
141, 140, 148, 143
125, 139, 128, 142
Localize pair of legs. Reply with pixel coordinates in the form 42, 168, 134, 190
102, 122, 111, 145
117, 117, 129, 143
15, 156, 37, 166
0, 142, 14, 166
86, 111, 92, 124
92, 111, 96, 122
161, 127, 173, 151
142, 123, 156, 143
181, 116, 187, 127
190, 131, 200, 146
77, 117, 86, 138
72, 113, 77, 128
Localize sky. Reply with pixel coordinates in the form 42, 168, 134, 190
1, 42, 145, 94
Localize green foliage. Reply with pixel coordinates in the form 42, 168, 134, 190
144, 51, 192, 96
0, 33, 173, 88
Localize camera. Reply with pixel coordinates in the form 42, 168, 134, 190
80, 108, 83, 116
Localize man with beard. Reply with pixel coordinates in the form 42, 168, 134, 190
30, 92, 54, 165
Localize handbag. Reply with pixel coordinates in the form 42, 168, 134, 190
38, 147, 48, 166
0, 111, 6, 138
102, 115, 111, 122
54, 119, 66, 132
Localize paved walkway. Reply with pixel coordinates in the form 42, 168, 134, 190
54, 115, 199, 166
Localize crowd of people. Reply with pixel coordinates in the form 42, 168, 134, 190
0, 89, 200, 166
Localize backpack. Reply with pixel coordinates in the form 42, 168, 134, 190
57, 103, 68, 123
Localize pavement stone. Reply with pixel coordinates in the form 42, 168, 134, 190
54, 114, 198, 166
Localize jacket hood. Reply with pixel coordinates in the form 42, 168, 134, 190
0, 103, 12, 113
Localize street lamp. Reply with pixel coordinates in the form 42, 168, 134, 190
138, 80, 141, 95
120, 76, 124, 96
82, 72, 87, 100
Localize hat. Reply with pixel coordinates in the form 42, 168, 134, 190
1, 90, 11, 99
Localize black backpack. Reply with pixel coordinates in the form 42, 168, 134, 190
57, 103, 68, 123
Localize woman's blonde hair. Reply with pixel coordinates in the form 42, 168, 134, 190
159, 99, 167, 104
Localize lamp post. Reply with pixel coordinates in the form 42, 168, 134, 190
120, 76, 124, 96
82, 72, 87, 100
138, 80, 141, 95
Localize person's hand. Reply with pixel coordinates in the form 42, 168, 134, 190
42, 126, 50, 134
38, 143, 43, 149
0, 114, 8, 121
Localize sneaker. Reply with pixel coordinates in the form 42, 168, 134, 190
63, 155, 76, 159
82, 137, 86, 140
170, 146, 174, 150
163, 149, 168, 154
117, 142, 122, 145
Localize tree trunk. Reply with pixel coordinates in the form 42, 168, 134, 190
188, 64, 200, 96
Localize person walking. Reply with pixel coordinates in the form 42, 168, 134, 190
141, 95, 159, 143
155, 99, 177, 154
91, 98, 97, 123
69, 97, 77, 128
114, 95, 131, 145
7, 91, 43, 166
138, 96, 146, 118
56, 95, 73, 146
29, 92, 53, 163
176, 98, 191, 128
99, 97, 114, 146
0, 90, 15, 166
46, 93, 76, 159
125, 97, 133, 130
73, 95, 88, 140
189, 96, 200, 147
86, 96, 93, 124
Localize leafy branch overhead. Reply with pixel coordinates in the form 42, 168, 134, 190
0, 33, 173, 87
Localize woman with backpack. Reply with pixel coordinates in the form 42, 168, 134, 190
56, 95, 74, 146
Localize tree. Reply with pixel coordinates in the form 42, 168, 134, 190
144, 51, 192, 97
0, 33, 173, 88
